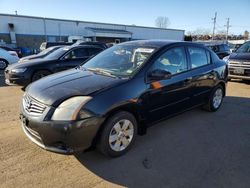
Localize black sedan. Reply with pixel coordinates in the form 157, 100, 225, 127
20, 40, 228, 157
5, 45, 103, 86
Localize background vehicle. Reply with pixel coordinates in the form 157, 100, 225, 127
227, 41, 250, 81
40, 42, 73, 51
19, 46, 64, 63
20, 40, 227, 157
5, 45, 103, 86
0, 46, 23, 58
206, 43, 231, 59
0, 48, 19, 69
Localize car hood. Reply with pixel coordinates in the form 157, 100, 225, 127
26, 68, 125, 106
7, 58, 53, 69
229, 52, 250, 61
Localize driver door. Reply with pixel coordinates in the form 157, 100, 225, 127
145, 46, 193, 123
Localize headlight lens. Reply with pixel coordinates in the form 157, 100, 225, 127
11, 68, 27, 73
51, 96, 92, 121
223, 56, 229, 63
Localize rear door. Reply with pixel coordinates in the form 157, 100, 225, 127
186, 46, 215, 105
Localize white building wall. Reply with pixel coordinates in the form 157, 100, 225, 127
0, 14, 184, 40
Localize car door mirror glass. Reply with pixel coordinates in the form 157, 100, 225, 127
148, 69, 172, 81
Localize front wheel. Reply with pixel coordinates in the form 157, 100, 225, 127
0, 59, 8, 70
97, 111, 137, 157
203, 85, 224, 112
32, 70, 51, 82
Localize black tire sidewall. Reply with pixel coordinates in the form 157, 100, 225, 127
0, 59, 8, 70
98, 111, 137, 157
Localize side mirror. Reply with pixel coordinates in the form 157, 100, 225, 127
148, 69, 172, 81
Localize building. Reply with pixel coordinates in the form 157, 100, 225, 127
0, 13, 185, 50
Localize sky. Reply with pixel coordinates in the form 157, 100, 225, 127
0, 0, 249, 35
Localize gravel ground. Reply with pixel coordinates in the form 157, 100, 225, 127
0, 70, 250, 188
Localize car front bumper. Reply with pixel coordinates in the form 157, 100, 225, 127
20, 109, 104, 154
4, 70, 31, 86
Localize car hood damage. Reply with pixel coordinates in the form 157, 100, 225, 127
26, 68, 125, 106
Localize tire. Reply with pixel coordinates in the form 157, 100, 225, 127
32, 70, 51, 82
203, 85, 224, 112
97, 111, 137, 157
0, 59, 8, 70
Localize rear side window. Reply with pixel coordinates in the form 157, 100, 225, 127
188, 47, 209, 68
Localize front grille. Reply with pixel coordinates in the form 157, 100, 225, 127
23, 94, 46, 115
229, 60, 250, 69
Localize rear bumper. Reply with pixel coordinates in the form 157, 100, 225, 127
20, 113, 104, 154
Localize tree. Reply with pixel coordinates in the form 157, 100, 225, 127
155, 16, 170, 28
244, 30, 249, 40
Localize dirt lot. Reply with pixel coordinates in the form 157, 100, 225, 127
0, 70, 250, 188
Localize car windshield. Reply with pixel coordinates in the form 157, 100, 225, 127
83, 44, 156, 78
44, 46, 70, 60
236, 41, 250, 53
38, 46, 61, 56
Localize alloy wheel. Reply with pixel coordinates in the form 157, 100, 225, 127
109, 119, 134, 152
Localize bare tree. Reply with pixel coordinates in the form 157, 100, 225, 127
155, 16, 170, 28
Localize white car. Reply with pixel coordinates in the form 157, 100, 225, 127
0, 48, 19, 69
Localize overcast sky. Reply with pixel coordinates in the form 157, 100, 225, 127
0, 0, 249, 35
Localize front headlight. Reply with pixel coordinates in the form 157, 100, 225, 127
11, 68, 27, 73
51, 96, 92, 121
223, 56, 230, 63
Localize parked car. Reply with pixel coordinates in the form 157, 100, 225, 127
225, 41, 250, 81
73, 41, 108, 49
0, 46, 22, 58
206, 43, 231, 59
40, 42, 73, 51
5, 45, 103, 86
19, 40, 228, 157
19, 46, 64, 63
0, 48, 19, 69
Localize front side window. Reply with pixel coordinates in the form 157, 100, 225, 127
83, 45, 156, 77
151, 47, 188, 75
188, 47, 209, 68
64, 48, 88, 59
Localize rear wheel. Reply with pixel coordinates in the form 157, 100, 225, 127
97, 111, 137, 157
0, 59, 8, 70
32, 70, 51, 82
203, 85, 224, 112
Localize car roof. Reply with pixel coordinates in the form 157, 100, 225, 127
119, 40, 203, 48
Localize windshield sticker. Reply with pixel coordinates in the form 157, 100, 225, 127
136, 48, 155, 53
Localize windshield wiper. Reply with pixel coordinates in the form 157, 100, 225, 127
87, 68, 118, 78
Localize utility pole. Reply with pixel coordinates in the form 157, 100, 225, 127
224, 18, 231, 41
212, 12, 217, 40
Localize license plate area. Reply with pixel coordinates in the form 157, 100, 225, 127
233, 68, 244, 75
